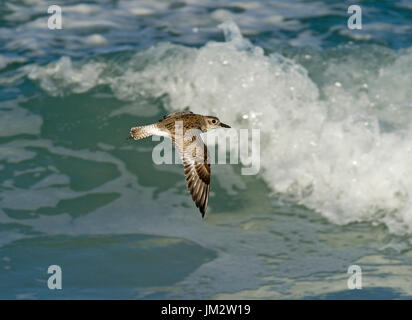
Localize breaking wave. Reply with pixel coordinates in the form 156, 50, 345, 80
26, 21, 412, 235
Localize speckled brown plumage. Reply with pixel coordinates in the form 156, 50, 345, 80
129, 111, 230, 217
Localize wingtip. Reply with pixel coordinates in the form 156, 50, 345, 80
201, 210, 206, 219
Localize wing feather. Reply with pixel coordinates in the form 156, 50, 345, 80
172, 130, 210, 217
160, 111, 193, 121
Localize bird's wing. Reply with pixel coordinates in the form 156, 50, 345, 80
160, 111, 193, 121
172, 129, 210, 217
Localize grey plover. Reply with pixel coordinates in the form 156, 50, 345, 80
129, 111, 230, 217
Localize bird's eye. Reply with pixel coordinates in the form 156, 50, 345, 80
212, 119, 217, 124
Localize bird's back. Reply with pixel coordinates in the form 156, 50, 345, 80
158, 112, 202, 136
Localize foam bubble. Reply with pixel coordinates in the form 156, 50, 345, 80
83, 34, 108, 46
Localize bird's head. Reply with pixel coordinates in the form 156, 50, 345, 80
204, 116, 231, 131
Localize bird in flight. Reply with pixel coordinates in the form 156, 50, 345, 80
129, 111, 231, 217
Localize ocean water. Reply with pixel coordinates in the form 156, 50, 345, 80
1, 0, 412, 299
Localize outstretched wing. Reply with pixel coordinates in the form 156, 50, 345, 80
172, 129, 210, 217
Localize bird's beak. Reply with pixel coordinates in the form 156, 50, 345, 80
220, 123, 231, 128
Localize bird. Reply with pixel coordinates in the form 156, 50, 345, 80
129, 111, 231, 217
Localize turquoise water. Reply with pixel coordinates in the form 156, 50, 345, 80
1, 0, 412, 299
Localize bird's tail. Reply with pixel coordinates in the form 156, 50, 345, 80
129, 124, 157, 140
